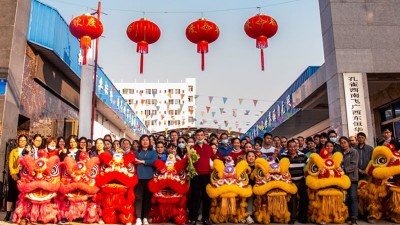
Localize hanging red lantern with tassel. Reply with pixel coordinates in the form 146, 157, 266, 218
186, 18, 219, 71
244, 13, 278, 71
127, 18, 161, 74
69, 14, 103, 65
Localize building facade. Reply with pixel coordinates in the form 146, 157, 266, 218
245, 0, 400, 146
116, 78, 196, 133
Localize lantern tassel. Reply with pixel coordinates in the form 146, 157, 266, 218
201, 52, 205, 71
140, 53, 144, 74
261, 49, 265, 71
80, 36, 92, 65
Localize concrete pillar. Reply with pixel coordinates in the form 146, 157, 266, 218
78, 50, 94, 138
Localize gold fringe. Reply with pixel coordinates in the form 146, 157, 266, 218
308, 188, 348, 224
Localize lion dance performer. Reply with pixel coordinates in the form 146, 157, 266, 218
206, 159, 253, 223
358, 145, 400, 223
58, 152, 101, 223
13, 150, 61, 224
305, 149, 351, 225
96, 152, 138, 225
252, 157, 297, 224
148, 154, 189, 224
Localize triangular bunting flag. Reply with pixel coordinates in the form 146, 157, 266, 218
224, 120, 228, 127
161, 115, 165, 120
133, 103, 137, 109
180, 93, 185, 99
156, 105, 160, 111
189, 108, 194, 115
239, 98, 243, 105
195, 95, 199, 99
141, 99, 145, 105
244, 110, 250, 115
219, 108, 224, 114
139, 90, 143, 96
209, 96, 214, 103
238, 128, 242, 133
152, 93, 156, 98
180, 103, 184, 111
206, 106, 211, 113
260, 111, 264, 114
253, 99, 258, 106
168, 92, 172, 98
212, 112, 216, 117
201, 111, 205, 116
222, 97, 228, 104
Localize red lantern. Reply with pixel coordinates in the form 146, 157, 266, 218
127, 18, 161, 74
69, 14, 103, 65
244, 13, 278, 71
186, 18, 219, 71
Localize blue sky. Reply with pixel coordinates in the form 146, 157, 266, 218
40, 0, 324, 133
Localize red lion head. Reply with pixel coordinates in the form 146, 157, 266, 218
59, 152, 100, 201
18, 150, 61, 204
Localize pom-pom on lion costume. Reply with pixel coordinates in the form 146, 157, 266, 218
251, 157, 297, 224
96, 152, 138, 225
13, 150, 61, 224
359, 146, 400, 223
58, 152, 101, 223
305, 151, 350, 224
148, 154, 189, 224
206, 159, 253, 223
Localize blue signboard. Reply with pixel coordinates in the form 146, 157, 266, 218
0, 79, 6, 95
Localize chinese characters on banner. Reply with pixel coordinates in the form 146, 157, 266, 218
343, 73, 368, 137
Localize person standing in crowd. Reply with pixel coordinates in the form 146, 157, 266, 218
279, 139, 308, 224
132, 140, 140, 152
155, 142, 167, 161
261, 133, 275, 158
177, 137, 188, 159
60, 135, 82, 161
188, 129, 215, 225
169, 130, 179, 145
78, 137, 87, 152
244, 150, 256, 224
244, 142, 254, 153
103, 134, 113, 143
324, 141, 336, 158
119, 139, 132, 154
88, 138, 106, 157
134, 135, 157, 225
253, 141, 263, 158
297, 136, 307, 153
349, 136, 358, 148
240, 138, 248, 150
157, 134, 166, 144
320, 132, 328, 148
166, 143, 181, 160
280, 136, 288, 153
44, 137, 59, 157
24, 134, 42, 159
305, 137, 317, 158
273, 136, 283, 153
227, 137, 245, 164
4, 135, 28, 221
104, 139, 113, 154
328, 130, 342, 153
377, 127, 400, 151
57, 136, 66, 154
354, 132, 373, 181
187, 137, 195, 147
210, 143, 224, 160
313, 134, 321, 151
340, 136, 359, 225
87, 139, 94, 151
217, 132, 232, 157
149, 135, 156, 150
112, 140, 121, 152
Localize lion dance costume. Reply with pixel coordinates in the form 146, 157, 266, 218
252, 157, 297, 224
13, 150, 61, 224
206, 159, 252, 223
148, 154, 189, 224
96, 152, 138, 225
58, 152, 101, 223
359, 146, 400, 222
305, 150, 350, 224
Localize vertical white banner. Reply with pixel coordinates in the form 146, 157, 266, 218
343, 73, 368, 137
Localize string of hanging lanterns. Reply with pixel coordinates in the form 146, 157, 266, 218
69, 11, 278, 73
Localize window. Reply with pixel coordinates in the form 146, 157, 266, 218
169, 110, 174, 115
151, 110, 157, 115
152, 89, 157, 94
175, 99, 180, 104
145, 110, 151, 116
145, 89, 151, 94
175, 89, 180, 94
188, 86, 194, 92
380, 106, 393, 122
129, 89, 134, 94
168, 99, 174, 104
189, 106, 194, 112
123, 89, 129, 94
175, 110, 180, 115
145, 120, 150, 127
128, 99, 133, 104
146, 99, 152, 105
189, 117, 194, 123
188, 96, 194, 102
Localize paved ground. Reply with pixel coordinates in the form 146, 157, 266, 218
0, 211, 397, 225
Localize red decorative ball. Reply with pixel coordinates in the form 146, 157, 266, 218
319, 148, 330, 159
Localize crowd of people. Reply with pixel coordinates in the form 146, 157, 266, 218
4, 126, 399, 225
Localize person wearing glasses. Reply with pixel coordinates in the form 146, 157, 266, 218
78, 136, 88, 152
23, 134, 42, 159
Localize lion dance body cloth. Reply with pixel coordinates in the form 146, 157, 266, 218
148, 155, 189, 224
359, 146, 400, 223
13, 150, 61, 224
305, 151, 350, 224
206, 159, 253, 223
96, 152, 138, 225
58, 152, 101, 223
252, 157, 297, 224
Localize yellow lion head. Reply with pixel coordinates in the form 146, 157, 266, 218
366, 146, 400, 192
252, 157, 297, 195
206, 159, 252, 198
305, 151, 350, 190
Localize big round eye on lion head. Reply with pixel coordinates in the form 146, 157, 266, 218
257, 169, 264, 177
51, 164, 60, 176
375, 156, 387, 165
89, 165, 99, 178
309, 163, 319, 174
22, 167, 29, 176
127, 163, 135, 173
